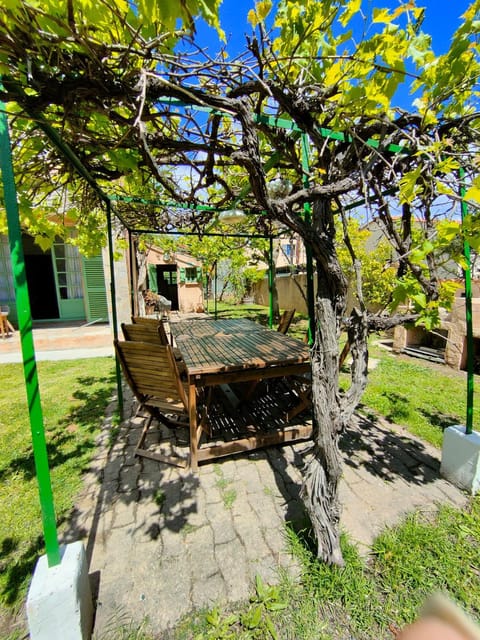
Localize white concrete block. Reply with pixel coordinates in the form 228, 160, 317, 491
27, 541, 93, 640
441, 425, 480, 495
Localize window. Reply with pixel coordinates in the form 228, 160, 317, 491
53, 241, 83, 299
162, 270, 177, 286
179, 266, 202, 284
185, 267, 198, 283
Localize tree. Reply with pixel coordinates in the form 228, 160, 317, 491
0, 0, 479, 565
336, 218, 397, 312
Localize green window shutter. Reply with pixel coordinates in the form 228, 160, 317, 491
196, 267, 202, 282
179, 267, 186, 283
147, 264, 158, 293
82, 254, 109, 323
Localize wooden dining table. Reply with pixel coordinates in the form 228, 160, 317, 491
170, 317, 312, 470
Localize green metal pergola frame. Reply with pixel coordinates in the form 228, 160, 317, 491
107, 192, 284, 329
0, 89, 476, 570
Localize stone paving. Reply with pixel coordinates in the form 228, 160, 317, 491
61, 387, 467, 638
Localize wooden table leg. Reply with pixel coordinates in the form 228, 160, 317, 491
188, 380, 198, 472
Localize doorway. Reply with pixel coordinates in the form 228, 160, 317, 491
23, 236, 59, 320
156, 265, 179, 311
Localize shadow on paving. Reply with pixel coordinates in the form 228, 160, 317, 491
62, 401, 447, 556
62, 402, 446, 562
340, 413, 441, 485
64, 425, 202, 557
58, 388, 454, 635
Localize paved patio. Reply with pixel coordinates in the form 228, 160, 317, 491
0, 320, 113, 362
62, 387, 466, 638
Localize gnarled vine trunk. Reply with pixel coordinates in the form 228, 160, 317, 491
301, 200, 349, 566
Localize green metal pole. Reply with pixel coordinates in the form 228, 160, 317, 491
0, 94, 61, 566
106, 200, 123, 416
127, 229, 136, 319
268, 236, 274, 328
459, 168, 474, 434
301, 134, 315, 345
214, 262, 218, 319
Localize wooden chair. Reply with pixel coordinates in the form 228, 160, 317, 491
132, 315, 174, 347
121, 322, 161, 344
122, 321, 185, 372
131, 316, 161, 326
285, 373, 312, 421
114, 339, 190, 467
277, 309, 295, 334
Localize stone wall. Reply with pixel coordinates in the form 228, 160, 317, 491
393, 291, 480, 371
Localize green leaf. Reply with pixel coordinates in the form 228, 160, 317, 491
372, 8, 393, 24
465, 185, 480, 204
265, 601, 288, 611
399, 166, 423, 204
265, 615, 279, 640
339, 0, 361, 27
35, 235, 54, 252
205, 609, 220, 626
255, 573, 266, 599
411, 292, 427, 309
436, 220, 460, 242
245, 604, 263, 629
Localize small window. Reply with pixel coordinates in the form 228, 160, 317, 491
185, 267, 198, 283
180, 266, 202, 284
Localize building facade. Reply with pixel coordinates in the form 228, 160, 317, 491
0, 234, 109, 326
145, 246, 204, 313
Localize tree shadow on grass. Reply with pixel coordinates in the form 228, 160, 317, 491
0, 373, 116, 611
373, 391, 412, 425
418, 407, 461, 431
0, 374, 116, 483
0, 535, 43, 607
213, 306, 269, 325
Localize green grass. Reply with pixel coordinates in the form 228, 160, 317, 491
358, 346, 480, 448
0, 357, 116, 623
213, 464, 237, 510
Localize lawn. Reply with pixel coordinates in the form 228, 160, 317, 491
146, 497, 480, 640
358, 341, 480, 448
0, 357, 116, 634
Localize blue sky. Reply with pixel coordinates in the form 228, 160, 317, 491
194, 0, 474, 109
197, 0, 472, 55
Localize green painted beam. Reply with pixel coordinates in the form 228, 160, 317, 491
156, 97, 410, 155
459, 168, 474, 435
301, 134, 315, 346
256, 113, 408, 154
0, 90, 60, 566
106, 201, 124, 416
268, 236, 274, 328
